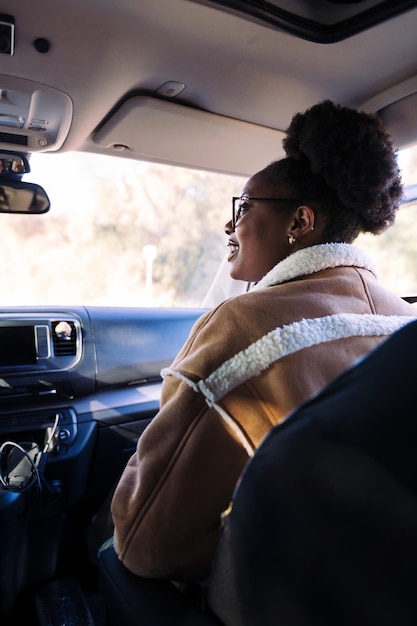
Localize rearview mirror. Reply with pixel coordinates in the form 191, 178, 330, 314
0, 180, 50, 214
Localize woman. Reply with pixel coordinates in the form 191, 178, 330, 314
111, 100, 416, 582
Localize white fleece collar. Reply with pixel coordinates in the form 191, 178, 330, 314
253, 243, 377, 291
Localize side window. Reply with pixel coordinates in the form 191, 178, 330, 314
356, 143, 417, 299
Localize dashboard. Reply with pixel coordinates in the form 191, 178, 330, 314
0, 305, 204, 477
0, 306, 203, 396
0, 304, 207, 616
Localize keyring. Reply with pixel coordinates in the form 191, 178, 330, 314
0, 440, 41, 492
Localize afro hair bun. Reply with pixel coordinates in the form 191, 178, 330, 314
282, 100, 403, 233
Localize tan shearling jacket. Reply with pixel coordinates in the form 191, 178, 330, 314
111, 243, 416, 582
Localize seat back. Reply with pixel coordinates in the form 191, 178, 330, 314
208, 320, 417, 626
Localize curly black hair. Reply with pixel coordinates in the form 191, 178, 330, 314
263, 100, 403, 243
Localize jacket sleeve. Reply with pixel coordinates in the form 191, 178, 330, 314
110, 308, 251, 582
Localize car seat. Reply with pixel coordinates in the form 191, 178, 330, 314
98, 319, 417, 625
208, 318, 417, 625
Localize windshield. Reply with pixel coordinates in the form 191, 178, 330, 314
3, 153, 245, 307
0, 145, 416, 307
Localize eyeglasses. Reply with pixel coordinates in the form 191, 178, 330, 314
232, 195, 301, 228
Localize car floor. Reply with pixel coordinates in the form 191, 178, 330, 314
4, 571, 107, 625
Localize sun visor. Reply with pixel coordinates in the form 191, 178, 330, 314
93, 96, 285, 176
361, 75, 417, 150
378, 92, 417, 151
0, 75, 72, 152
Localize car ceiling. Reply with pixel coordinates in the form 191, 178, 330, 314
1, 0, 417, 176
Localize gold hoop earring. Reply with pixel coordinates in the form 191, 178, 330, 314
288, 234, 296, 245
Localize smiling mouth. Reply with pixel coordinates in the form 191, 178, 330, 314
227, 240, 239, 260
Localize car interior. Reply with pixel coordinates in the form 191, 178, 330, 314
0, 1, 417, 624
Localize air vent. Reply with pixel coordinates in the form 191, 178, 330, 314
52, 320, 77, 357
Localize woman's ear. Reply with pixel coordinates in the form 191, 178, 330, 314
289, 204, 315, 238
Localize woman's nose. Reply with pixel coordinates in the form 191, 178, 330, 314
225, 219, 234, 235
